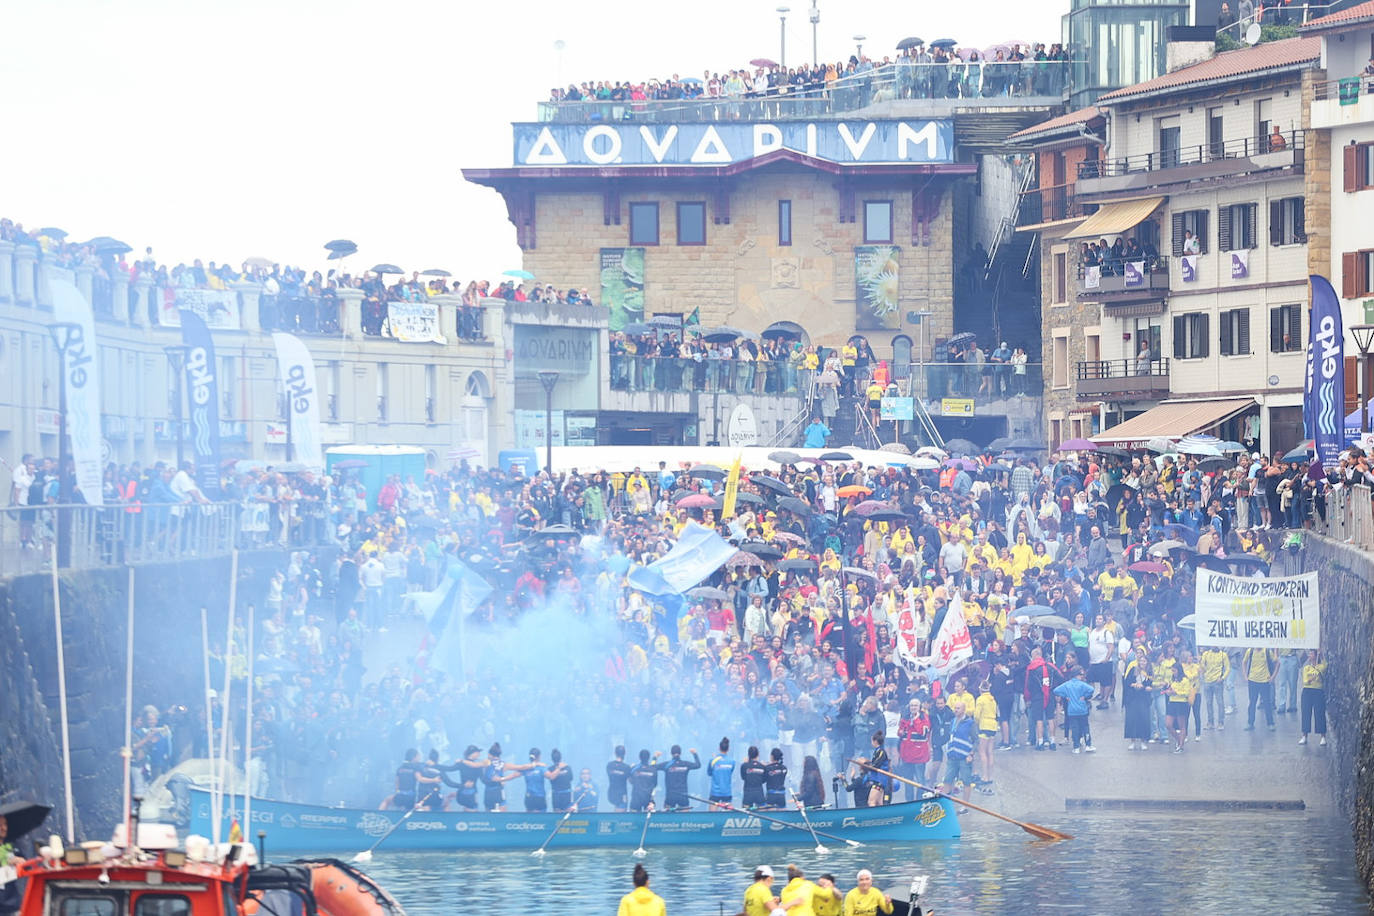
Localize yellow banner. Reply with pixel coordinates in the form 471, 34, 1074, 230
721, 451, 743, 517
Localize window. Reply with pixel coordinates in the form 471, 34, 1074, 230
1255, 98, 1273, 152
676, 201, 706, 246
1342, 249, 1374, 299
1085, 332, 1101, 364
1270, 304, 1303, 353
1344, 142, 1374, 192
376, 362, 388, 422
778, 200, 792, 246
1218, 203, 1257, 251
59, 898, 118, 916
135, 896, 192, 916
1171, 210, 1209, 255
863, 200, 893, 244
327, 360, 340, 421
1135, 321, 1162, 360
1219, 308, 1251, 356
1207, 107, 1225, 160
1172, 313, 1210, 359
1053, 252, 1067, 304
1269, 197, 1305, 246
628, 202, 659, 245
1158, 119, 1181, 168
1052, 334, 1069, 388
425, 364, 437, 424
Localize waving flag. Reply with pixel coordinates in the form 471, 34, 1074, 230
413, 560, 494, 675
916, 591, 973, 677
1307, 275, 1344, 470
625, 521, 736, 595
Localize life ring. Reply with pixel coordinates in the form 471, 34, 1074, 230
308, 860, 406, 916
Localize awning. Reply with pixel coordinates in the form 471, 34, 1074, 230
1092, 397, 1256, 448
1066, 196, 1165, 240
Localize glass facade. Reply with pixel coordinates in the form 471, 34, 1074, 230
1064, 0, 1188, 109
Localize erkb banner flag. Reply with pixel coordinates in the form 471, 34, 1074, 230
49, 272, 103, 506
179, 311, 223, 497
271, 332, 324, 469
1306, 275, 1344, 470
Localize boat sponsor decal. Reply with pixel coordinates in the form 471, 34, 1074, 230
454, 821, 496, 833
842, 815, 905, 829
657, 821, 713, 833
721, 815, 762, 837
279, 814, 298, 829
299, 813, 348, 828
356, 813, 392, 837
503, 822, 547, 832
405, 821, 451, 831
917, 802, 946, 827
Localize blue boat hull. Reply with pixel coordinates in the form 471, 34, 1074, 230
189, 789, 960, 851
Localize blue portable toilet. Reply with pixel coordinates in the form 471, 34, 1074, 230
498, 449, 539, 477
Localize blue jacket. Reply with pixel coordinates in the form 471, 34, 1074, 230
944, 716, 975, 760
707, 754, 736, 797
804, 422, 831, 448
1053, 678, 1096, 717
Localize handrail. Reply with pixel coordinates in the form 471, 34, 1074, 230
1078, 130, 1303, 180
1076, 358, 1170, 380
1312, 75, 1374, 104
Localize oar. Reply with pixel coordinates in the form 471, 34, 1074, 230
632, 804, 653, 858
790, 791, 829, 854
353, 801, 421, 863
848, 759, 1072, 842
686, 795, 862, 848
530, 792, 588, 858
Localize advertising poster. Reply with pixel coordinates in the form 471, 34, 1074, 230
600, 247, 645, 332
855, 245, 900, 330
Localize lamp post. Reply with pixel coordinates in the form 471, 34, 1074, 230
777, 6, 790, 69
163, 345, 188, 468
537, 369, 560, 475
853, 34, 866, 60
1352, 324, 1374, 435
48, 322, 81, 568
809, 1, 819, 65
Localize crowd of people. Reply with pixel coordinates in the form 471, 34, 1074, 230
101, 430, 1339, 818
1079, 234, 1164, 276
546, 40, 1071, 117
615, 863, 912, 916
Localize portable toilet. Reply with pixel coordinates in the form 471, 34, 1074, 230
326, 445, 427, 511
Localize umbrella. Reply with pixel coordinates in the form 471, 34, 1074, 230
947, 331, 977, 349
533, 523, 579, 539
735, 491, 765, 506
726, 551, 757, 569
746, 543, 784, 561
622, 322, 650, 335
1198, 456, 1235, 473
1176, 439, 1222, 457
1059, 437, 1096, 451
1281, 443, 1312, 463
38, 227, 68, 240
243, 255, 275, 269
1094, 445, 1129, 457
986, 436, 1012, 451
0, 801, 52, 841
1129, 560, 1169, 574
648, 314, 683, 327
1226, 553, 1270, 570
1148, 539, 1187, 556
821, 451, 854, 461
1218, 441, 1248, 453
1030, 614, 1073, 630
910, 456, 940, 470
1017, 605, 1058, 618
1006, 438, 1046, 451
915, 445, 947, 458
772, 531, 807, 546
956, 47, 979, 60
1162, 523, 1200, 546
371, 263, 404, 275
761, 325, 802, 339
1145, 437, 1175, 454
421, 268, 452, 277
880, 442, 911, 455
942, 458, 976, 471
325, 239, 356, 251
930, 38, 958, 49
779, 557, 817, 572
943, 438, 979, 456
332, 458, 369, 470
327, 246, 356, 260
678, 493, 717, 508
842, 566, 877, 581
896, 36, 924, 50
1177, 614, 1197, 630
680, 76, 704, 85
702, 326, 745, 343
769, 450, 802, 465
778, 496, 813, 516
503, 269, 535, 279
750, 57, 779, 68
750, 475, 793, 496
86, 236, 133, 254
1105, 483, 1128, 510
866, 509, 910, 524
688, 586, 731, 601
853, 500, 893, 516
689, 464, 727, 480
837, 485, 872, 498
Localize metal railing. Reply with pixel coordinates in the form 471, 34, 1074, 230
1019, 184, 1085, 225
1312, 483, 1374, 549
911, 360, 1044, 402
1078, 256, 1170, 294
1076, 358, 1169, 381
539, 59, 1074, 122
1077, 129, 1304, 180
1313, 75, 1374, 104
609, 354, 812, 395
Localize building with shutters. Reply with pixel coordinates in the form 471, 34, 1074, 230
1020, 34, 1321, 453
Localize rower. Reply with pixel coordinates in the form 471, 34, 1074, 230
521, 748, 550, 812
763, 747, 789, 808
480, 743, 520, 812
707, 737, 736, 809
659, 745, 700, 810
434, 744, 484, 811
548, 749, 574, 811
628, 749, 660, 812
574, 768, 600, 812
607, 745, 633, 812
382, 748, 421, 811
739, 746, 767, 809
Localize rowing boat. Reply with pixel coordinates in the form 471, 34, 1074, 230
189, 788, 961, 851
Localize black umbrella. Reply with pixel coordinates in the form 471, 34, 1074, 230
689, 464, 727, 480
768, 449, 801, 464
986, 436, 1013, 451
1198, 456, 1234, 473
0, 800, 51, 841
842, 566, 877, 581
943, 438, 979, 456
745, 543, 785, 560
1094, 445, 1130, 457
85, 236, 132, 255
820, 451, 853, 461
930, 38, 958, 49
621, 322, 650, 335
530, 523, 578, 539
947, 331, 977, 349
866, 509, 909, 524
1224, 553, 1270, 570
761, 325, 800, 339
421, 268, 452, 277
1105, 483, 1128, 510
779, 558, 817, 572
371, 263, 404, 275
896, 36, 924, 50
750, 474, 792, 495
778, 496, 812, 516
702, 326, 745, 343
327, 246, 357, 260
735, 491, 765, 506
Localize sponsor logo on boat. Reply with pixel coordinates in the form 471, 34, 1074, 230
721, 816, 761, 837
842, 815, 904, 829
280, 815, 298, 830
455, 821, 496, 833
504, 822, 546, 832
356, 813, 392, 837
405, 821, 450, 831
917, 802, 946, 827
598, 822, 615, 835
300, 813, 347, 826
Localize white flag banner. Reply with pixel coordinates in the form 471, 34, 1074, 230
271, 332, 324, 469
917, 590, 973, 676
49, 272, 103, 506
1194, 568, 1319, 649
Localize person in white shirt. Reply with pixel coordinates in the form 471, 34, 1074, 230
1087, 614, 1117, 709
10, 453, 34, 507
359, 554, 387, 630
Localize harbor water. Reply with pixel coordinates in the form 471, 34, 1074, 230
341, 809, 1370, 914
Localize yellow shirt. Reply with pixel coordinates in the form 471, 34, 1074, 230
974, 693, 999, 731
865, 382, 883, 402
1155, 658, 1177, 685
814, 884, 843, 916
1301, 662, 1326, 690
1245, 649, 1275, 683
841, 344, 858, 367
782, 878, 817, 916
843, 886, 894, 916
1200, 649, 1230, 683
949, 690, 976, 716
617, 887, 666, 916
744, 882, 776, 916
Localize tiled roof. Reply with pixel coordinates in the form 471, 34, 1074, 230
1300, 0, 1374, 31
1009, 106, 1103, 141
1096, 37, 1320, 104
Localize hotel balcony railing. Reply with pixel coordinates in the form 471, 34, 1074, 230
1077, 130, 1303, 182
1075, 358, 1170, 401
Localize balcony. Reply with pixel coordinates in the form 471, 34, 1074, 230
1076, 358, 1170, 401
1018, 184, 1086, 226
1311, 76, 1374, 130
1075, 130, 1303, 197
1078, 257, 1170, 300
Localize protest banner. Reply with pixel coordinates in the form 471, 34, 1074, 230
1194, 568, 1319, 649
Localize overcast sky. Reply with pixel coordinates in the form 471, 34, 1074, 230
1, 0, 1065, 281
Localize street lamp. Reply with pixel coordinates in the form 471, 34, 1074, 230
809, 1, 819, 66
49, 321, 81, 568
537, 369, 560, 475
163, 345, 188, 467
777, 6, 790, 69
853, 34, 866, 60
1352, 324, 1374, 434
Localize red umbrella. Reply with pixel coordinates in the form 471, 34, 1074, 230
837, 485, 872, 499
1129, 560, 1168, 575
853, 499, 894, 516
678, 493, 717, 508
750, 58, 779, 68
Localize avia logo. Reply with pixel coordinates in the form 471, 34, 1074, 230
721, 815, 761, 837
723, 816, 760, 829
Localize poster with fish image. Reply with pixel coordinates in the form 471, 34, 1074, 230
600, 247, 645, 332
855, 245, 900, 330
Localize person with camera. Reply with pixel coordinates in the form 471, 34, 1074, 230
131, 704, 172, 796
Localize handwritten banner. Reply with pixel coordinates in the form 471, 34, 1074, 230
1194, 568, 1319, 649
386, 301, 446, 343
161, 288, 241, 329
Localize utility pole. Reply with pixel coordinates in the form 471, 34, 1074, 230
777, 7, 790, 69
809, 2, 819, 65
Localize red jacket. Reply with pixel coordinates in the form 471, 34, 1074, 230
1025, 656, 1061, 706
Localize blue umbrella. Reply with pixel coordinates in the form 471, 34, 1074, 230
680, 77, 703, 85
930, 38, 958, 49
503, 269, 535, 280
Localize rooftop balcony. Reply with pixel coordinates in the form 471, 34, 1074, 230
1310, 75, 1374, 129
1076, 358, 1170, 401
1075, 129, 1304, 198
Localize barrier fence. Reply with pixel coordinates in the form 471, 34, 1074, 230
1313, 483, 1374, 550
